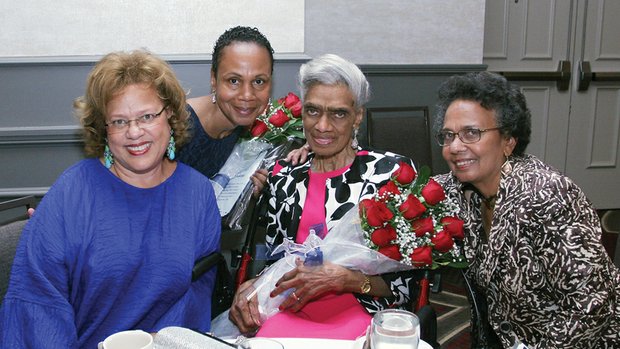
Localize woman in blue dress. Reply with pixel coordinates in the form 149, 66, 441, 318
0, 50, 221, 349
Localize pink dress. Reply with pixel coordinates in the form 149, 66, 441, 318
256, 161, 372, 339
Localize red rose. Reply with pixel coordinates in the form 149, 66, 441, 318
371, 225, 397, 247
441, 216, 464, 240
282, 92, 301, 109
411, 217, 434, 237
289, 101, 302, 118
378, 181, 401, 198
268, 109, 290, 127
379, 244, 402, 261
431, 231, 454, 253
399, 194, 426, 220
410, 246, 432, 267
360, 198, 374, 214
421, 178, 446, 205
364, 200, 394, 227
250, 120, 269, 137
392, 161, 416, 185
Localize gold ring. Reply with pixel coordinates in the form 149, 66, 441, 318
292, 291, 300, 302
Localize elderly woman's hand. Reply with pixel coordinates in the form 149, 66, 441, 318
229, 278, 262, 335
285, 143, 311, 166
250, 168, 269, 198
269, 258, 354, 313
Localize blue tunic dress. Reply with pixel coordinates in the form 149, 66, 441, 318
177, 104, 243, 178
0, 159, 221, 349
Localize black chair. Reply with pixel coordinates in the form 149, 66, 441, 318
414, 270, 440, 349
362, 106, 433, 170
0, 196, 36, 302
0, 195, 37, 225
461, 269, 502, 348
192, 194, 268, 320
192, 251, 235, 320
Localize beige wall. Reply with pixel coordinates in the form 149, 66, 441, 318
305, 0, 485, 64
0, 0, 305, 57
0, 0, 484, 64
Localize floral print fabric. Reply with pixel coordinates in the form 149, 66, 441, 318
435, 154, 620, 348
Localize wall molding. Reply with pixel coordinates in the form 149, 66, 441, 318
0, 126, 82, 146
360, 64, 487, 75
0, 187, 49, 198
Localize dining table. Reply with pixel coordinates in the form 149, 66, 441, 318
247, 336, 433, 349
152, 326, 433, 348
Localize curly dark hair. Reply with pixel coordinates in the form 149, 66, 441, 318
211, 26, 274, 76
75, 50, 190, 157
433, 71, 532, 156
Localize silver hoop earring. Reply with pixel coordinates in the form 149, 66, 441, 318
211, 91, 216, 104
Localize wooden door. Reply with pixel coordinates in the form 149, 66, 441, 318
484, 0, 620, 209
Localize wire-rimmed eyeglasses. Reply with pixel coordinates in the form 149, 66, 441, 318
435, 127, 502, 146
105, 105, 167, 133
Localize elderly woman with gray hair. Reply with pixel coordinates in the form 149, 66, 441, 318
228, 54, 422, 339
433, 71, 620, 348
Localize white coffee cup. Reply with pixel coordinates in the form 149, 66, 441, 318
238, 337, 284, 349
98, 330, 153, 349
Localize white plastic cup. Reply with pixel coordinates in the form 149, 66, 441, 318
98, 330, 153, 349
370, 309, 420, 349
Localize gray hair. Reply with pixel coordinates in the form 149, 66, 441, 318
298, 54, 370, 108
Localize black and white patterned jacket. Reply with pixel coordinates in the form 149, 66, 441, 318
265, 148, 423, 314
435, 154, 620, 348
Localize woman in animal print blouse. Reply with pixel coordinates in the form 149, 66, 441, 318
433, 71, 620, 348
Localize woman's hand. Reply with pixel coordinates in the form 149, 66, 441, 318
250, 168, 269, 198
229, 278, 262, 335
269, 259, 352, 313
285, 143, 311, 166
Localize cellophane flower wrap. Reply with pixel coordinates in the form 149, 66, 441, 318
217, 92, 304, 229
211, 162, 467, 338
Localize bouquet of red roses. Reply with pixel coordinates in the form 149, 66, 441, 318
360, 162, 467, 269
216, 92, 305, 229
247, 92, 304, 143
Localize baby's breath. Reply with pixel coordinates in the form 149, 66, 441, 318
360, 165, 468, 269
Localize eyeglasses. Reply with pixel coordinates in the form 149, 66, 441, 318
435, 127, 502, 146
105, 106, 167, 133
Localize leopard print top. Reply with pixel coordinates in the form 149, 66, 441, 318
435, 154, 620, 348
265, 148, 423, 314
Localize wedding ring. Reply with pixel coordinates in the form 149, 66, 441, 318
292, 291, 301, 302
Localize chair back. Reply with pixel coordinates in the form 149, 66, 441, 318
361, 107, 433, 170
601, 209, 620, 268
0, 195, 36, 225
0, 219, 27, 301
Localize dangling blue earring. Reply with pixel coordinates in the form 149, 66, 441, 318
166, 129, 176, 160
104, 141, 114, 169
